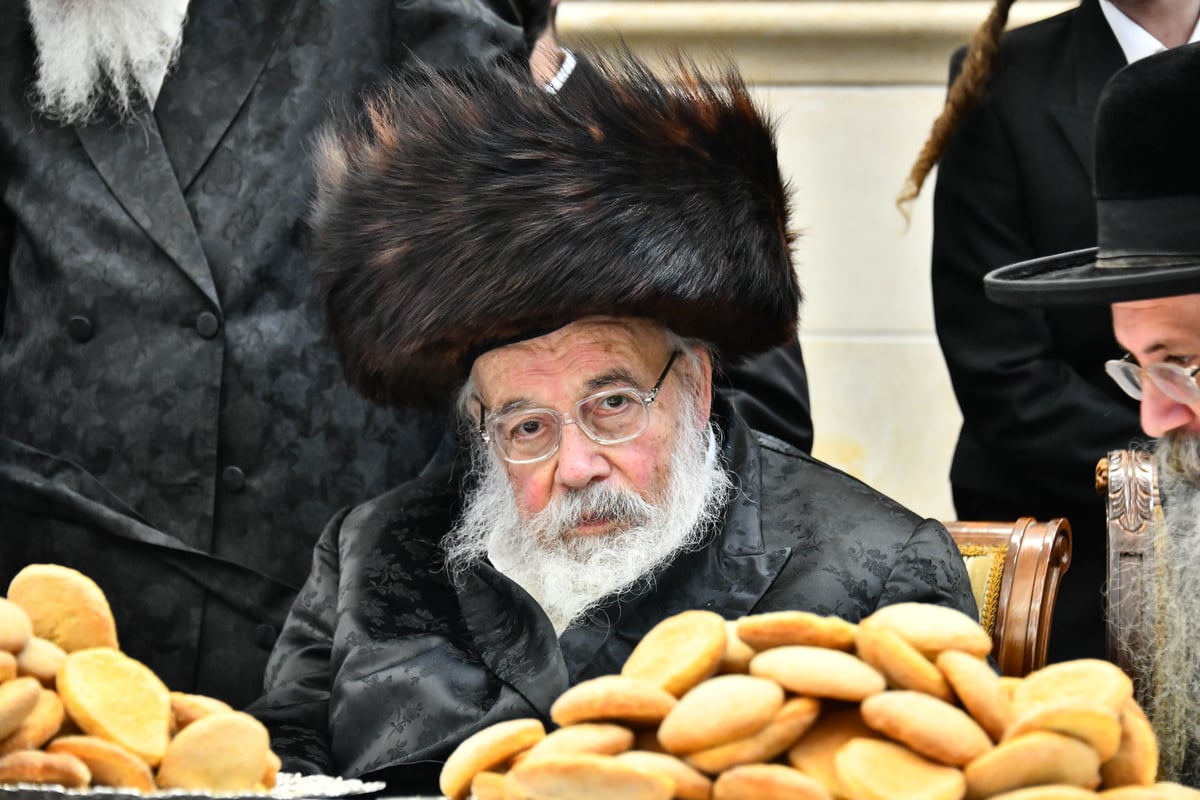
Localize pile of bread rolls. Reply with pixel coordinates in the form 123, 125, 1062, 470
440, 603, 1199, 800
0, 563, 279, 793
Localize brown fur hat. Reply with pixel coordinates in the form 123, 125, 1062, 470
312, 52, 799, 407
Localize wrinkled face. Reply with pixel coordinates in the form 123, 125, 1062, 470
470, 317, 712, 539
1112, 294, 1200, 438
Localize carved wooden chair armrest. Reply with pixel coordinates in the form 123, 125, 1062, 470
942, 518, 1073, 677
1096, 449, 1159, 678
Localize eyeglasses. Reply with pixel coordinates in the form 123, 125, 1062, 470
1105, 354, 1200, 405
479, 350, 682, 464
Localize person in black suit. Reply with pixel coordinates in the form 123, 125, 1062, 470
0, 0, 554, 711
984, 42, 1200, 783
899, 0, 1199, 662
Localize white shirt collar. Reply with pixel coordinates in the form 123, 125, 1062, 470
1098, 0, 1200, 63
543, 48, 577, 95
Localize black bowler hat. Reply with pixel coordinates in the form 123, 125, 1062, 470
984, 41, 1200, 306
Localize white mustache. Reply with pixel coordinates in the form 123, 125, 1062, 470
531, 483, 654, 539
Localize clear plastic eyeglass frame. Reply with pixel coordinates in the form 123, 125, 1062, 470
1105, 353, 1200, 405
479, 350, 682, 464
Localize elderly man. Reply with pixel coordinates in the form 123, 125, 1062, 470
0, 0, 816, 709
985, 42, 1200, 785
249, 55, 976, 791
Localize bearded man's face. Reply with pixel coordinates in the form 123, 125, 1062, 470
27, 0, 189, 123
442, 317, 733, 634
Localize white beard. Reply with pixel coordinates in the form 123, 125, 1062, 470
443, 397, 733, 635
1129, 433, 1200, 783
27, 0, 190, 123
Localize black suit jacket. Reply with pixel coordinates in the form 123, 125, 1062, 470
0, 0, 537, 708
931, 0, 1141, 660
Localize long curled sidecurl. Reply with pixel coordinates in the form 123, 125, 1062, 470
896, 0, 1018, 219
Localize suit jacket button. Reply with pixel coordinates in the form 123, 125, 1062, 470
254, 624, 278, 651
195, 311, 220, 339
66, 315, 94, 343
222, 465, 246, 493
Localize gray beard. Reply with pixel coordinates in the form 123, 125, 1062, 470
27, 0, 189, 123
1131, 433, 1200, 783
443, 408, 733, 635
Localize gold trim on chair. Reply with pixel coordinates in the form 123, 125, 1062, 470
943, 518, 1072, 677
957, 542, 1008, 639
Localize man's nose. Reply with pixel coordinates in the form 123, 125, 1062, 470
553, 422, 611, 489
1140, 381, 1197, 438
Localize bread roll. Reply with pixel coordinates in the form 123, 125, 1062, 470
7, 564, 118, 652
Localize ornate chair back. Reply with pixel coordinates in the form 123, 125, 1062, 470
942, 518, 1073, 677
1097, 449, 1159, 681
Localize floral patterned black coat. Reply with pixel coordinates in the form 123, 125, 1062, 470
0, 0, 538, 709
249, 406, 976, 794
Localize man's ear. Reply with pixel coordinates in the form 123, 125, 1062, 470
690, 346, 714, 428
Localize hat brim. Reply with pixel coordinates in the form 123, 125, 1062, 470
984, 247, 1200, 306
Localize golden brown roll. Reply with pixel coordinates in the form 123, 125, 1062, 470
57, 647, 170, 766
169, 691, 234, 734
550, 676, 677, 729
155, 711, 271, 791
0, 599, 32, 655
0, 688, 64, 755
14, 637, 66, 688
0, 676, 41, 742
621, 610, 727, 697
440, 718, 546, 800
47, 735, 156, 791
7, 564, 118, 652
0, 749, 90, 788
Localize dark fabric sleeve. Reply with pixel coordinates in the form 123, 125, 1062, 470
718, 339, 814, 454
931, 53, 1137, 509
389, 0, 532, 72
876, 519, 978, 618
246, 510, 348, 777
0, 204, 11, 334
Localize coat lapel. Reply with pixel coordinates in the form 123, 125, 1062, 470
74, 113, 218, 307
559, 411, 792, 680
456, 565, 571, 716
1050, 0, 1127, 182
153, 0, 298, 191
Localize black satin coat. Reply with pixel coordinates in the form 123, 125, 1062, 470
0, 0, 539, 709
248, 405, 976, 794
931, 0, 1141, 660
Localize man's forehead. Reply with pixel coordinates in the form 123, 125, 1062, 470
1112, 294, 1200, 356
472, 318, 671, 399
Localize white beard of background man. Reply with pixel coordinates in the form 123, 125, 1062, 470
27, 0, 190, 123
1131, 432, 1200, 783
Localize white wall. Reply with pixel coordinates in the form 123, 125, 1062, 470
561, 1, 1073, 520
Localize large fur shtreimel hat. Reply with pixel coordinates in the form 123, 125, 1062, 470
311, 53, 799, 408
985, 41, 1200, 306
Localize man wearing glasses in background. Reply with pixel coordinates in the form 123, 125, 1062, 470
985, 42, 1200, 786
249, 53, 976, 793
